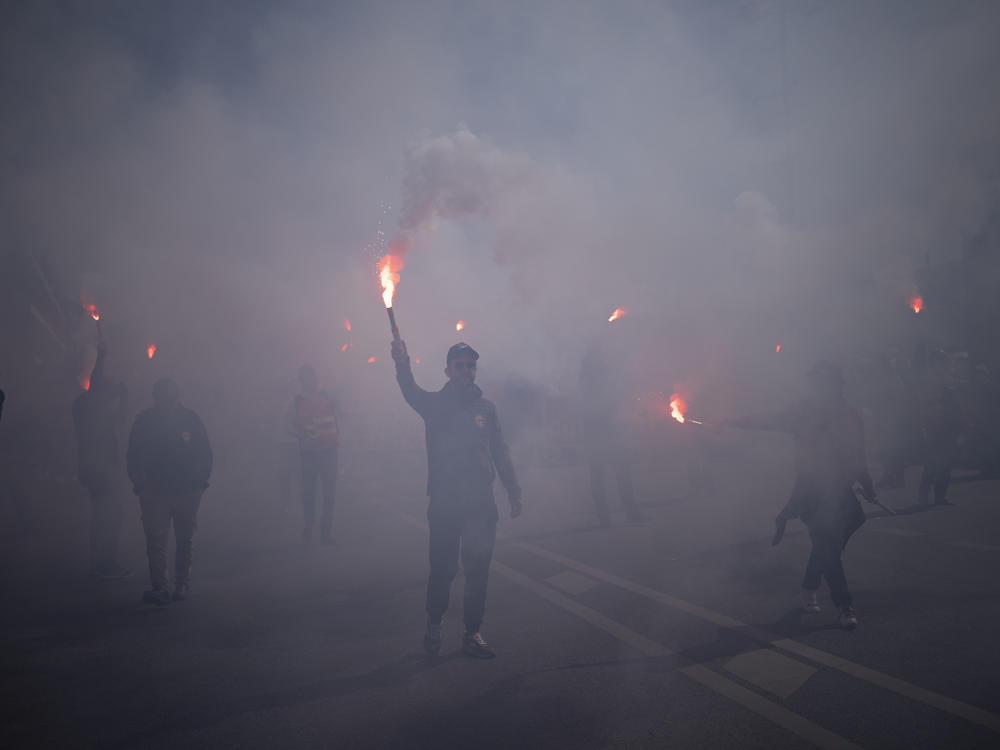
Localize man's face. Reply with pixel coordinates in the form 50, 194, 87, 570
445, 356, 477, 388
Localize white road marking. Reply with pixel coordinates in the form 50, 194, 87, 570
724, 649, 818, 700
544, 570, 600, 596
516, 540, 1000, 734
391, 512, 863, 748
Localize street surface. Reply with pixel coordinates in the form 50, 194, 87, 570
2, 433, 1000, 749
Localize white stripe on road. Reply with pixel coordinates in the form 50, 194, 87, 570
515, 541, 1000, 734
392, 512, 864, 749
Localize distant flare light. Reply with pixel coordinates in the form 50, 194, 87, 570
910, 296, 923, 314
147, 344, 157, 360
456, 320, 465, 332
608, 308, 626, 323
341, 343, 350, 352
775, 344, 781, 353
367, 356, 376, 364
669, 393, 686, 424
344, 318, 352, 331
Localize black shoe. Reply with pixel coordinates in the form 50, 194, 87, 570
423, 620, 442, 656
142, 588, 171, 606
462, 632, 496, 659
172, 583, 189, 601
839, 605, 858, 630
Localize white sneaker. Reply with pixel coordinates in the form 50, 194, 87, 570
839, 605, 858, 630
801, 589, 821, 614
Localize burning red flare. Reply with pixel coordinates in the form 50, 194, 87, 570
669, 393, 686, 424
608, 308, 626, 323
80, 375, 90, 391
367, 356, 376, 364
910, 296, 923, 314
147, 344, 157, 360
379, 255, 402, 308
341, 343, 350, 352
456, 320, 465, 332
344, 318, 352, 331
84, 303, 100, 321
775, 344, 781, 353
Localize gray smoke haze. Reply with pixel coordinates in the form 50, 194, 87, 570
1, 0, 998, 416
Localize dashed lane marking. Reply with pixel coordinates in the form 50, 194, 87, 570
390, 512, 864, 749
515, 540, 1000, 734
544, 570, 600, 596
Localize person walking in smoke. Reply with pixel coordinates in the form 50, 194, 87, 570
722, 361, 876, 629
71, 341, 132, 579
285, 365, 340, 544
127, 378, 212, 605
579, 341, 644, 526
391, 340, 523, 659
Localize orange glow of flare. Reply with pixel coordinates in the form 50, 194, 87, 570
344, 318, 352, 331
775, 344, 781, 353
341, 343, 349, 352
415, 358, 421, 364
669, 394, 686, 424
910, 296, 923, 314
80, 376, 91, 391
147, 344, 157, 360
608, 308, 626, 323
367, 356, 376, 364
379, 256, 401, 308
456, 320, 465, 332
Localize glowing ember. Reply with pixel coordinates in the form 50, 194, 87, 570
608, 308, 626, 323
344, 318, 352, 331
379, 256, 401, 308
367, 356, 376, 363
669, 393, 686, 424
910, 296, 923, 314
456, 320, 465, 332
775, 344, 781, 353
147, 344, 157, 360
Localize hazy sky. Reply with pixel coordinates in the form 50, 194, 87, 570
2, 0, 998, 406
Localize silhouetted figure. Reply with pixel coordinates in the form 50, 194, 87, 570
579, 342, 643, 526
71, 342, 132, 579
127, 378, 212, 605
726, 361, 875, 630
286, 365, 339, 544
916, 351, 962, 505
391, 340, 523, 659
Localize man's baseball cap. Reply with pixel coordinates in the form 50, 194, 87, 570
447, 342, 479, 364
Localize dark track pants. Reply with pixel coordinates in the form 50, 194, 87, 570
426, 514, 496, 633
300, 448, 338, 540
802, 527, 852, 607
139, 490, 203, 588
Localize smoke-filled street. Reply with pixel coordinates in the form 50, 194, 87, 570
3, 1, 1000, 748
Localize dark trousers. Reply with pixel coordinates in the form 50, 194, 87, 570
80, 471, 123, 572
301, 448, 338, 539
590, 458, 641, 522
426, 513, 497, 633
802, 526, 852, 607
139, 490, 203, 588
919, 441, 955, 503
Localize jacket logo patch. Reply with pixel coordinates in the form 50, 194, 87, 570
473, 414, 487, 429
181, 432, 192, 443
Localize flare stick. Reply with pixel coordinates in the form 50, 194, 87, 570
386, 306, 400, 343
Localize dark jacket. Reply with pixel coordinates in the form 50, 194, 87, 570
127, 405, 213, 495
396, 358, 521, 520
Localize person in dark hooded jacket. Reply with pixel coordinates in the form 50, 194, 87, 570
127, 378, 212, 605
391, 339, 522, 659
724, 361, 876, 630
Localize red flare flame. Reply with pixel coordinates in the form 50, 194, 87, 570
80, 376, 91, 391
341, 343, 349, 352
910, 296, 923, 314
775, 344, 781, 353
344, 318, 351, 331
669, 393, 686, 424
147, 344, 156, 360
367, 356, 376, 363
608, 308, 626, 323
379, 255, 403, 309
456, 320, 465, 332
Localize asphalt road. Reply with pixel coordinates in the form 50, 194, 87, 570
2, 444, 1000, 749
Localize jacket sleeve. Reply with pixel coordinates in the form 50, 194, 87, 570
191, 413, 213, 487
395, 358, 433, 418
489, 405, 522, 500
126, 415, 145, 490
